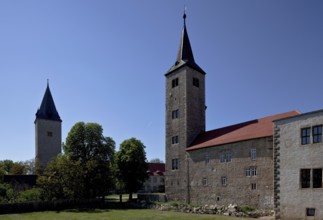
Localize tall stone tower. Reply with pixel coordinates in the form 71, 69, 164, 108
165, 12, 206, 202
35, 82, 62, 169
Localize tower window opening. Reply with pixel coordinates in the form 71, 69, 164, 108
172, 78, 179, 88
193, 77, 199, 87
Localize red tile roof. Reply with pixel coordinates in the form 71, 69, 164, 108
147, 163, 165, 176
187, 110, 300, 151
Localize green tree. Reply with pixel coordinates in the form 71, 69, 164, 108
10, 162, 26, 175
114, 138, 148, 200
61, 122, 115, 199
38, 122, 115, 200
0, 160, 14, 175
38, 155, 84, 200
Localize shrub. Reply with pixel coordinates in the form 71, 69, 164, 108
18, 188, 43, 202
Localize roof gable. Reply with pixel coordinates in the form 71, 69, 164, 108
187, 110, 300, 151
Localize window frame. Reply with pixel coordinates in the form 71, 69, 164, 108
172, 78, 179, 88
171, 109, 179, 119
193, 77, 199, 87
246, 166, 257, 177
205, 153, 209, 164
221, 176, 227, 187
301, 127, 311, 145
300, 169, 311, 188
306, 208, 316, 217
313, 168, 322, 188
220, 151, 232, 163
202, 177, 208, 186
171, 158, 179, 170
171, 135, 179, 145
313, 125, 322, 143
250, 148, 257, 161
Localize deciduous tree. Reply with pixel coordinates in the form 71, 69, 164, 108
114, 138, 148, 200
39, 122, 115, 200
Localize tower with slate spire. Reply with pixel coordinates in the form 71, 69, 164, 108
35, 82, 62, 169
165, 11, 206, 202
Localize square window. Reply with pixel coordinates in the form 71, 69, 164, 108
246, 167, 257, 176
172, 78, 179, 88
47, 131, 53, 137
220, 151, 232, 163
172, 109, 179, 119
193, 77, 199, 87
251, 183, 257, 190
171, 136, 179, 144
313, 125, 322, 143
301, 127, 311, 145
300, 169, 311, 188
306, 208, 315, 217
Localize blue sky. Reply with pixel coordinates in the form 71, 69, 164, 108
0, 0, 323, 162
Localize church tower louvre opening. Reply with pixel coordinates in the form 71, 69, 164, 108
165, 11, 206, 203
35, 82, 62, 170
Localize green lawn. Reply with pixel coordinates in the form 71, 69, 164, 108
0, 209, 252, 220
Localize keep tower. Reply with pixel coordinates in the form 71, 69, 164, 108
35, 82, 62, 170
165, 12, 206, 202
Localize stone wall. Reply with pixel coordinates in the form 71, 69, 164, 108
35, 119, 61, 169
187, 137, 274, 209
165, 66, 205, 203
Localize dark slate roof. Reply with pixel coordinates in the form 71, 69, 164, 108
165, 12, 206, 76
35, 83, 62, 122
187, 110, 301, 151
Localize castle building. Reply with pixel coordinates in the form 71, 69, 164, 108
274, 110, 323, 219
165, 13, 300, 209
35, 82, 62, 169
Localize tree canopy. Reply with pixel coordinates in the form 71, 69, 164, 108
39, 122, 115, 200
114, 137, 148, 200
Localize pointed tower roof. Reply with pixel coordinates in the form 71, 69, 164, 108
35, 82, 62, 122
166, 11, 206, 76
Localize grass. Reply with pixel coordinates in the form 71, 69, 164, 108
0, 209, 252, 220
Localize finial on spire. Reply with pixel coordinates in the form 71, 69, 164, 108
47, 79, 49, 87
183, 5, 187, 23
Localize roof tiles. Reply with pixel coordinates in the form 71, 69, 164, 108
187, 110, 300, 151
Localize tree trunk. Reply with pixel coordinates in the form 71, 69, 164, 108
129, 192, 133, 201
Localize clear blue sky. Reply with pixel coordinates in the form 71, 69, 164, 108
1, 0, 323, 162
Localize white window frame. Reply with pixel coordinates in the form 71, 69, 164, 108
250, 148, 256, 161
